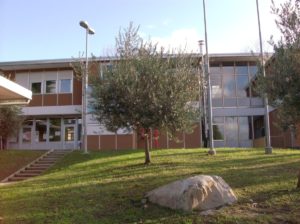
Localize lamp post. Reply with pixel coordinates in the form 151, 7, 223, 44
198, 40, 208, 147
256, 0, 272, 154
79, 20, 95, 154
202, 0, 216, 155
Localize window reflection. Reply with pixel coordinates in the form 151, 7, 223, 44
49, 118, 61, 142
35, 119, 47, 142
211, 74, 222, 98
225, 117, 238, 141
223, 75, 236, 97
236, 75, 250, 97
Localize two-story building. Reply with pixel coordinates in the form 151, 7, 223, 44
1, 53, 295, 150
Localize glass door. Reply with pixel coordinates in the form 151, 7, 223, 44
64, 125, 76, 149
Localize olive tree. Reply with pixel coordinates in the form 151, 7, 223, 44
86, 23, 200, 164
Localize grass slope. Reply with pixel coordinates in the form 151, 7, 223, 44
0, 148, 300, 224
0, 150, 44, 180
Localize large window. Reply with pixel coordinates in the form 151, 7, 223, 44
236, 75, 249, 97
59, 79, 71, 93
223, 75, 236, 97
46, 80, 56, 93
209, 61, 262, 108
49, 118, 61, 142
35, 119, 47, 142
31, 82, 42, 94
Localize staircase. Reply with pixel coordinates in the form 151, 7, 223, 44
1, 149, 71, 183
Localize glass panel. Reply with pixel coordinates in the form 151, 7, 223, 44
35, 119, 47, 142
213, 125, 224, 140
23, 120, 33, 126
222, 62, 234, 75
49, 118, 61, 142
60, 79, 71, 93
31, 82, 42, 94
211, 74, 222, 98
64, 118, 76, 125
253, 116, 265, 138
235, 62, 248, 75
223, 75, 236, 97
78, 123, 82, 141
225, 117, 238, 141
46, 80, 56, 93
251, 97, 264, 107
212, 99, 223, 107
213, 116, 224, 124
238, 98, 251, 107
65, 126, 75, 141
239, 117, 251, 140
224, 98, 237, 107
249, 65, 258, 77
236, 75, 250, 97
22, 127, 31, 143
210, 66, 221, 74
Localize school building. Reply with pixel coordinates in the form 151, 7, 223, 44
0, 53, 298, 150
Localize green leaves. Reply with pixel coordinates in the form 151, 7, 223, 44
90, 23, 199, 138
257, 0, 300, 131
0, 105, 23, 146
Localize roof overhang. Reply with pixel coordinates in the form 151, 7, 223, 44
0, 76, 32, 105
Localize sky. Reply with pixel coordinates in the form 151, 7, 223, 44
0, 0, 285, 62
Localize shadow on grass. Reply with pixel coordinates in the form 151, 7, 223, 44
1, 148, 300, 224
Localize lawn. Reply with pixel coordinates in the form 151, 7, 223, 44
0, 148, 300, 224
0, 150, 45, 181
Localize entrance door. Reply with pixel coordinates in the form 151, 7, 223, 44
63, 125, 76, 149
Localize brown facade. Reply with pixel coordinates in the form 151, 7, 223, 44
269, 110, 300, 148
136, 124, 202, 150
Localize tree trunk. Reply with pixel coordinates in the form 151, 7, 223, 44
297, 169, 300, 188
144, 133, 151, 164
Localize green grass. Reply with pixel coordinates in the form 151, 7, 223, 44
0, 148, 300, 224
0, 150, 45, 180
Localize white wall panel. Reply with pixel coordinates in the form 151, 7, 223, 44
15, 72, 29, 88
22, 105, 81, 116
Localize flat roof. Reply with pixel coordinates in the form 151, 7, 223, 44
0, 76, 32, 105
0, 53, 266, 71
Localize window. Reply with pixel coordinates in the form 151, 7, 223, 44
236, 75, 250, 97
211, 74, 222, 98
35, 119, 47, 142
59, 79, 71, 93
22, 127, 31, 143
235, 62, 248, 75
222, 62, 234, 75
31, 82, 42, 94
223, 75, 236, 97
49, 118, 61, 142
46, 80, 56, 93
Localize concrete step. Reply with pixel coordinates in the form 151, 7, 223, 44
8, 176, 28, 182
21, 169, 43, 174
1, 149, 72, 183
15, 173, 39, 178
25, 166, 47, 171
29, 165, 51, 169
35, 161, 55, 164
20, 171, 43, 176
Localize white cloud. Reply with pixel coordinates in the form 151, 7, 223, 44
150, 28, 200, 53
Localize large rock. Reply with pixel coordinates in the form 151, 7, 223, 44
145, 175, 237, 212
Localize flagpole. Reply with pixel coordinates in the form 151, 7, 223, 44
203, 0, 216, 155
256, 0, 272, 154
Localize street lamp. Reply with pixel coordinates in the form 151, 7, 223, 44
198, 40, 208, 147
79, 20, 95, 154
256, 0, 273, 154
202, 0, 216, 155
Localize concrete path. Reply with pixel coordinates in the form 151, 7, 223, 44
0, 149, 71, 184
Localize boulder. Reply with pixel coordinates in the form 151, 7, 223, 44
145, 175, 237, 212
